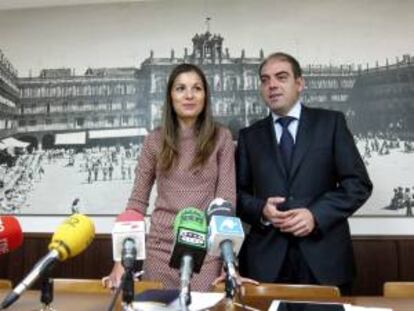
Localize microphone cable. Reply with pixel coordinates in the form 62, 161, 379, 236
107, 273, 126, 311
235, 284, 249, 311
107, 270, 144, 311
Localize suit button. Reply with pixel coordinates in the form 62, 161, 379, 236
288, 195, 294, 200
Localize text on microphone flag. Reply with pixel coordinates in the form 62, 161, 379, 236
178, 229, 206, 248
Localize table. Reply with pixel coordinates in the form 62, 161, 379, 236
2, 290, 414, 310
0, 290, 118, 311
215, 296, 414, 311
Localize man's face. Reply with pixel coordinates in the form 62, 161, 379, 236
260, 59, 304, 116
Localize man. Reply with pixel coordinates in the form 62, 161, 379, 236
236, 52, 372, 293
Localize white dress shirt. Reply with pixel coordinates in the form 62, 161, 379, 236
271, 100, 302, 143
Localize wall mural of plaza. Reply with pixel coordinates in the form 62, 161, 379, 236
0, 0, 413, 217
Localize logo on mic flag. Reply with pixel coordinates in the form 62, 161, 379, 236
207, 215, 244, 257
215, 216, 243, 235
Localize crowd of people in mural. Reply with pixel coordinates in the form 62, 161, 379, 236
357, 133, 414, 160
1, 127, 414, 216
0, 143, 142, 214
0, 151, 43, 214
81, 144, 140, 184
354, 127, 414, 216
388, 186, 414, 216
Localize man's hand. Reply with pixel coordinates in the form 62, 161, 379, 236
278, 208, 315, 237
262, 197, 290, 226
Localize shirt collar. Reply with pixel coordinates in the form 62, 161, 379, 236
271, 100, 302, 123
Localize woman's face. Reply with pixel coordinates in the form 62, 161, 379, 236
170, 71, 205, 126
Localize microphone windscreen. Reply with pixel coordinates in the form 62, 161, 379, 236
116, 210, 144, 222
206, 198, 234, 223
48, 214, 95, 261
0, 216, 23, 255
173, 207, 208, 235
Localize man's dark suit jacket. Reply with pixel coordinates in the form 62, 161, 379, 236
236, 106, 372, 286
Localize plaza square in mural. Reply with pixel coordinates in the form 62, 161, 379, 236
0, 0, 413, 216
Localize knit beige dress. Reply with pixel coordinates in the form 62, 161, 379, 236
125, 126, 236, 291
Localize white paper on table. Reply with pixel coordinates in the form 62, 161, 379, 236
268, 301, 392, 311
156, 292, 224, 311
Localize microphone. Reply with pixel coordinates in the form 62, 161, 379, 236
111, 210, 146, 306
121, 238, 137, 271
0, 216, 23, 256
1, 214, 95, 310
121, 237, 138, 306
169, 207, 208, 309
206, 198, 244, 282
112, 210, 146, 263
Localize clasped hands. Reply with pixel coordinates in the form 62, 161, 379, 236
263, 197, 315, 237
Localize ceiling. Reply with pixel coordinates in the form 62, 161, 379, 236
0, 0, 150, 11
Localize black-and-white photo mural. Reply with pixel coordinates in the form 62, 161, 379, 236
0, 0, 413, 217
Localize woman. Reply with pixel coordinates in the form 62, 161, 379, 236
104, 63, 236, 291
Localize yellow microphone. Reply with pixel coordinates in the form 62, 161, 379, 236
49, 213, 95, 261
1, 214, 95, 310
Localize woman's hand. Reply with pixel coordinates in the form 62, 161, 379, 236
101, 262, 125, 290
212, 269, 259, 287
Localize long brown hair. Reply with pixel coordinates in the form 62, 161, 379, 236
158, 63, 217, 172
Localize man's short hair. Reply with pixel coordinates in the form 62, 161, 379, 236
259, 52, 302, 79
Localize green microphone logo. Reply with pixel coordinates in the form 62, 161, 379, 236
174, 207, 207, 249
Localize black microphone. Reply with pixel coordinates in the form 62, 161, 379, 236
121, 238, 137, 305
169, 207, 208, 310
121, 238, 137, 271
109, 210, 146, 309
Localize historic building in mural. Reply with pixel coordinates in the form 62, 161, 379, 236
143, 31, 360, 137
348, 55, 414, 137
17, 67, 148, 149
0, 31, 412, 149
0, 49, 19, 139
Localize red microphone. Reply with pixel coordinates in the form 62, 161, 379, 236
112, 210, 146, 262
0, 216, 23, 255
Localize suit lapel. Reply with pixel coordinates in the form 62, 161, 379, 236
290, 106, 315, 181
263, 115, 288, 179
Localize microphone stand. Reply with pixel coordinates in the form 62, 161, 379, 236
179, 254, 193, 311
121, 238, 136, 310
224, 266, 236, 300
39, 276, 55, 311
122, 269, 134, 307
224, 264, 254, 311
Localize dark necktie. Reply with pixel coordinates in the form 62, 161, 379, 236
277, 116, 295, 171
